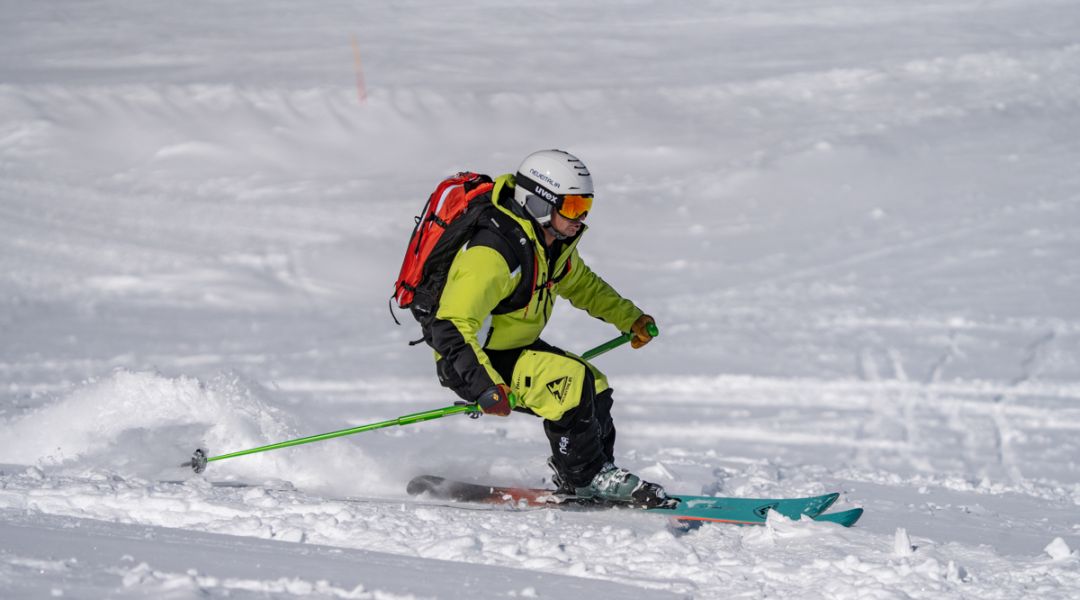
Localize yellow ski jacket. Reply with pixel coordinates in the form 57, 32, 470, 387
429, 174, 644, 401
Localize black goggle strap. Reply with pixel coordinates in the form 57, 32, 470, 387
515, 173, 561, 210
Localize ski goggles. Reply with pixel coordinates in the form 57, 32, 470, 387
558, 194, 593, 220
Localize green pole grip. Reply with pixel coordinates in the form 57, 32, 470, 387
580, 322, 660, 360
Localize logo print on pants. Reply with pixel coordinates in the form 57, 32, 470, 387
546, 376, 572, 404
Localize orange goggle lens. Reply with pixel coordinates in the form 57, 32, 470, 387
558, 194, 593, 220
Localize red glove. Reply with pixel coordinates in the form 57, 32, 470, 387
630, 314, 656, 349
477, 383, 515, 417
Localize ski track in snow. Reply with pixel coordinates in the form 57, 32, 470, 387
3, 0, 1080, 597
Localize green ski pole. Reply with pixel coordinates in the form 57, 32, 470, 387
183, 323, 659, 473
183, 403, 478, 473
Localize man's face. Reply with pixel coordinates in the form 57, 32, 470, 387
550, 209, 585, 238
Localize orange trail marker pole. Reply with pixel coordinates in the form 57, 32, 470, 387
351, 35, 367, 105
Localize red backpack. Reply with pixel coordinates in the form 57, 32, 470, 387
392, 172, 535, 339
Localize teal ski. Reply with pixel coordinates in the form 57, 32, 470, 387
664, 491, 838, 524
406, 475, 861, 527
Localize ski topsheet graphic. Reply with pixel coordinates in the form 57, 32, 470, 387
406, 475, 863, 527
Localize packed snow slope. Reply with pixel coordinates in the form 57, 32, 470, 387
2, 0, 1079, 598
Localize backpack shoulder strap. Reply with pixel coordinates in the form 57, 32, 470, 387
467, 207, 535, 314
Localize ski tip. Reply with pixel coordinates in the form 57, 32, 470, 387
818, 492, 840, 511
814, 507, 863, 527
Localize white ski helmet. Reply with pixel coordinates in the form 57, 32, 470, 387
513, 149, 594, 225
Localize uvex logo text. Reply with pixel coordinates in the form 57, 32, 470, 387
532, 184, 558, 202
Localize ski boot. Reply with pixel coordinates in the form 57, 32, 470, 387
574, 462, 670, 508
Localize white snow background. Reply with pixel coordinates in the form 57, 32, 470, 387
2, 0, 1079, 598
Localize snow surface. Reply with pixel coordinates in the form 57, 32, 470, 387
2, 0, 1079, 597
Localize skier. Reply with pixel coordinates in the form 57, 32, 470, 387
428, 149, 667, 506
